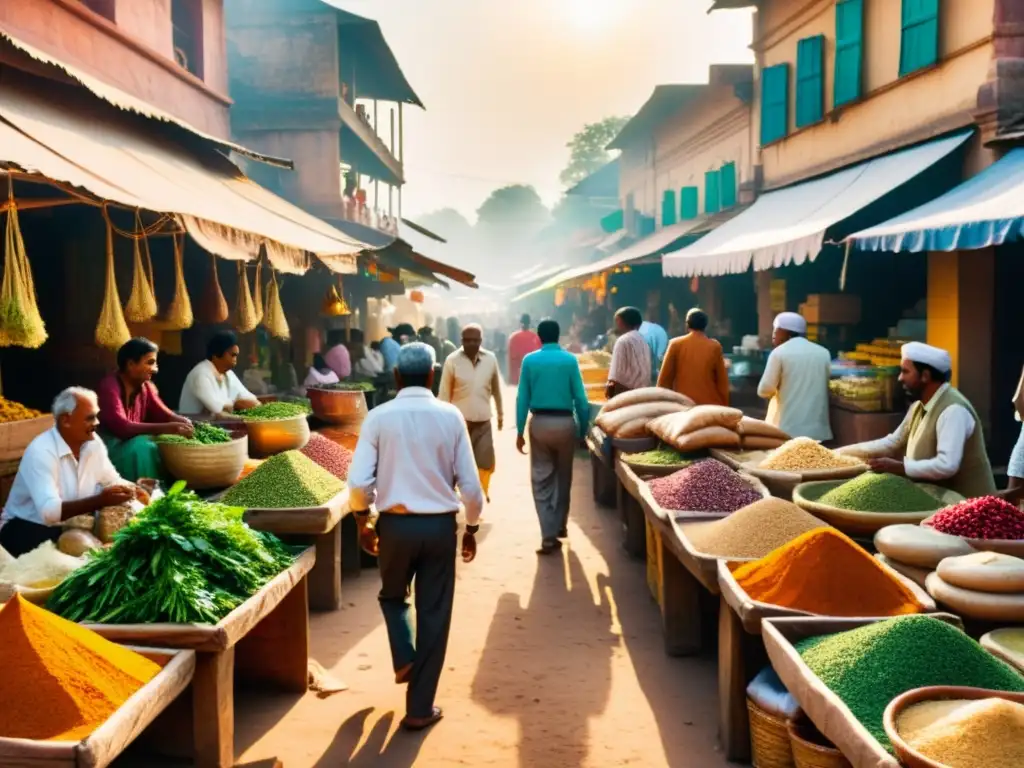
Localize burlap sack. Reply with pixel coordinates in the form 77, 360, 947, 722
595, 401, 684, 437
649, 420, 740, 452
741, 435, 787, 450
737, 417, 790, 441
646, 406, 743, 442
599, 387, 694, 414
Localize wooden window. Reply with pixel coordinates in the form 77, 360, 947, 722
704, 170, 721, 215
760, 63, 789, 146
796, 35, 825, 128
680, 187, 699, 220
834, 0, 864, 107
719, 162, 737, 209
172, 0, 204, 79
662, 190, 677, 227
900, 0, 939, 77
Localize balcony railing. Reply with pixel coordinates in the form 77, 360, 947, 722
340, 196, 399, 235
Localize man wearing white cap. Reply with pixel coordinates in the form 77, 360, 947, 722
839, 342, 996, 498
757, 312, 833, 441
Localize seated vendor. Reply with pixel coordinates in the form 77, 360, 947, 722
303, 353, 340, 390
838, 342, 996, 499
98, 337, 193, 481
0, 388, 148, 557
179, 330, 260, 418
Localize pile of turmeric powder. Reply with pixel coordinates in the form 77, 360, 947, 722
0, 396, 42, 423
731, 528, 926, 617
0, 595, 160, 741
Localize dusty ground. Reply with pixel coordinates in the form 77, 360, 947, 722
233, 419, 727, 768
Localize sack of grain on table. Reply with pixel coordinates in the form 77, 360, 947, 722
598, 387, 694, 415
646, 405, 745, 452
594, 395, 691, 439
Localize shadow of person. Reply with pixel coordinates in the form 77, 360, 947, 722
470, 548, 618, 767
312, 706, 428, 767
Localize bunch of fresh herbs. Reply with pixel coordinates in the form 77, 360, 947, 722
156, 423, 233, 446
236, 401, 311, 421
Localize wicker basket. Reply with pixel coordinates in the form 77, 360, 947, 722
244, 414, 311, 457
307, 387, 369, 426
788, 716, 851, 768
159, 435, 249, 490
748, 698, 795, 768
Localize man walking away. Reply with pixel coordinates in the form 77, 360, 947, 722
657, 308, 729, 405
439, 323, 504, 502
347, 343, 484, 731
606, 307, 651, 399
516, 319, 590, 555
639, 319, 669, 383
508, 313, 542, 385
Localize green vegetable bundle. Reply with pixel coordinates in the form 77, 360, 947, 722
156, 423, 233, 446
48, 482, 296, 625
236, 401, 311, 421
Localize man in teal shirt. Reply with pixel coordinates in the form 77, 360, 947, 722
516, 318, 590, 554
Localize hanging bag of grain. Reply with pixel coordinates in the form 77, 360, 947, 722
252, 257, 264, 321
232, 262, 259, 333
123, 211, 159, 323
197, 252, 229, 324
95, 222, 132, 350
0, 189, 47, 349
163, 233, 193, 330
261, 269, 290, 340
598, 387, 694, 414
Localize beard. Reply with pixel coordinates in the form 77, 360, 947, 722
903, 384, 925, 402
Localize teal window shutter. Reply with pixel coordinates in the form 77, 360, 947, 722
834, 0, 863, 107
900, 0, 939, 76
662, 190, 677, 226
704, 170, 721, 214
760, 64, 789, 146
680, 187, 699, 220
795, 36, 824, 128
719, 162, 737, 209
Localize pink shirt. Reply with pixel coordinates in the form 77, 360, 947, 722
97, 373, 179, 440
323, 344, 352, 380
508, 329, 542, 385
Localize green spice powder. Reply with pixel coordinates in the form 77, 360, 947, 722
818, 472, 943, 513
622, 447, 694, 467
236, 401, 311, 421
797, 616, 1024, 751
222, 450, 343, 509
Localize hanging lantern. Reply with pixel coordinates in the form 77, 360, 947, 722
409, 289, 425, 304
622, 265, 632, 274
321, 284, 346, 317
610, 286, 619, 295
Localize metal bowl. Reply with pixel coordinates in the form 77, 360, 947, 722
307, 387, 369, 426
242, 414, 310, 457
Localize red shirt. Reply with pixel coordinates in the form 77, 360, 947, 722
508, 329, 542, 384
97, 373, 179, 440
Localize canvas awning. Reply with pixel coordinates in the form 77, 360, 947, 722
662, 131, 972, 278
0, 77, 369, 274
848, 148, 1024, 252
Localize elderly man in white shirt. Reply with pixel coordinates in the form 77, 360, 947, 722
179, 330, 260, 417
438, 323, 504, 502
606, 306, 653, 398
758, 312, 833, 441
838, 342, 996, 499
348, 342, 483, 732
0, 388, 146, 557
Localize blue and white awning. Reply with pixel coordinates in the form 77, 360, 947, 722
848, 148, 1024, 253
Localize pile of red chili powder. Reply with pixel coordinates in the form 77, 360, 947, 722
647, 459, 761, 513
928, 496, 1024, 540
300, 433, 354, 481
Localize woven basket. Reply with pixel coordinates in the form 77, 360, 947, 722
747, 698, 795, 768
159, 435, 249, 490
788, 716, 851, 768
244, 414, 310, 457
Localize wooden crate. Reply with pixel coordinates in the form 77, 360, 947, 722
0, 415, 49, 462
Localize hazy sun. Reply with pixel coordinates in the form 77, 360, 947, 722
561, 0, 623, 34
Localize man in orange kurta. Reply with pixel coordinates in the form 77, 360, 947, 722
656, 308, 729, 406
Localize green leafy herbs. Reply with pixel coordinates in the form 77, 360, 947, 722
156, 423, 233, 446
316, 381, 375, 392
236, 401, 311, 421
221, 450, 343, 509
47, 482, 297, 625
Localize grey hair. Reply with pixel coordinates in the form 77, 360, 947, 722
52, 387, 98, 419
396, 342, 436, 375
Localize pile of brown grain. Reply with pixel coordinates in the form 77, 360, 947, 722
681, 498, 827, 558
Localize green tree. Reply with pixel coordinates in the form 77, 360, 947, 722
476, 184, 550, 229
559, 115, 631, 188
416, 207, 474, 243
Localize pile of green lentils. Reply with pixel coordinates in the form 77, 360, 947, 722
818, 472, 944, 513
222, 450, 343, 509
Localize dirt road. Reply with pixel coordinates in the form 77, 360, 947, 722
233, 422, 727, 767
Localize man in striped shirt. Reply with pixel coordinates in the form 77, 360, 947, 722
606, 307, 652, 399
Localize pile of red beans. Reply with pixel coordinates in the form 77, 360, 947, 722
929, 496, 1024, 540
647, 459, 761, 514
300, 433, 353, 481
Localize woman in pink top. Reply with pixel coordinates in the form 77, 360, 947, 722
98, 338, 193, 482
508, 313, 542, 385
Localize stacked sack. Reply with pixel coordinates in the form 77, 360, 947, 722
594, 388, 694, 439
647, 405, 790, 453
874, 523, 975, 588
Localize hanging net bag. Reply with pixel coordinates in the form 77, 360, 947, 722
252, 258, 264, 322
123, 211, 158, 323
95, 222, 132, 350
0, 189, 47, 349
197, 253, 228, 324
164, 233, 193, 330
232, 262, 259, 333
261, 270, 290, 340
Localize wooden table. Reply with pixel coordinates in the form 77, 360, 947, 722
614, 459, 648, 560
243, 490, 350, 611
586, 429, 617, 509
84, 548, 315, 768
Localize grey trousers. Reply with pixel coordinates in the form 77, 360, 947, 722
377, 513, 458, 718
528, 414, 577, 540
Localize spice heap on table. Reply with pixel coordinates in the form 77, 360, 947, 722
759, 437, 864, 472
731, 528, 925, 616
929, 496, 1024, 540
0, 396, 43, 423
621, 447, 694, 467
300, 433, 353, 481
796, 616, 1024, 751
896, 696, 1024, 767
223, 450, 343, 508
818, 472, 945, 513
236, 401, 312, 420
0, 595, 160, 741
681, 498, 825, 559
647, 458, 761, 513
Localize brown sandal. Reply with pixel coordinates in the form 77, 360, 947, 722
401, 706, 443, 731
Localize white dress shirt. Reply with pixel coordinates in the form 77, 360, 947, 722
179, 360, 257, 415
1, 428, 123, 527
438, 348, 504, 423
758, 336, 833, 441
608, 330, 653, 390
841, 384, 976, 481
347, 387, 484, 524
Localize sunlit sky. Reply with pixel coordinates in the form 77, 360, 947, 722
333, 0, 753, 222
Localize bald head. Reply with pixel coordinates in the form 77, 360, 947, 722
462, 323, 483, 358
